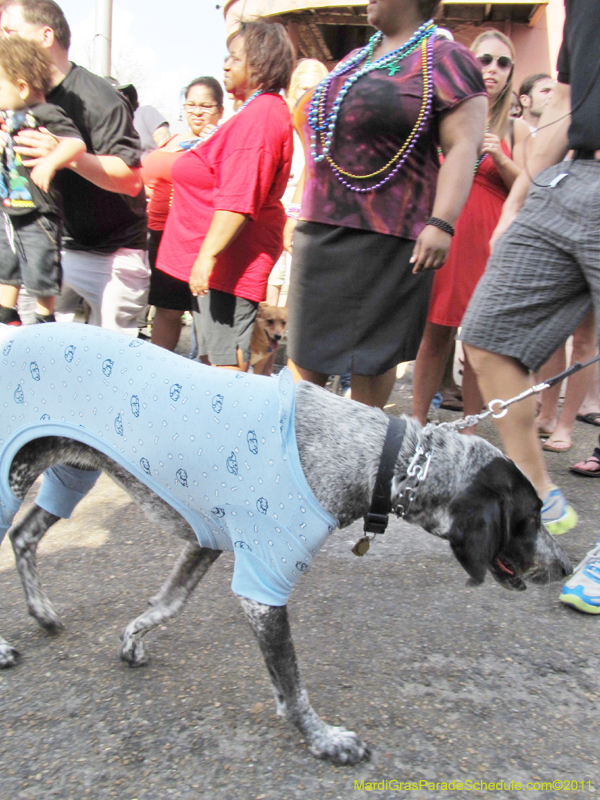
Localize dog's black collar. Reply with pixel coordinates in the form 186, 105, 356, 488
363, 416, 407, 535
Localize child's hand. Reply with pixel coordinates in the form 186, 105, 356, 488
30, 159, 56, 193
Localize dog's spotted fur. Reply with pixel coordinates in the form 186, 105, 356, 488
0, 381, 571, 765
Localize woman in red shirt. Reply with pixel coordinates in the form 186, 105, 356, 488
143, 76, 224, 351
155, 20, 295, 369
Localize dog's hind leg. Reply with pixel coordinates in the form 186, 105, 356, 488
9, 505, 63, 633
238, 596, 371, 766
119, 543, 221, 667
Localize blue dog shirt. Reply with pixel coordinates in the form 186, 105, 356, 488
0, 324, 337, 606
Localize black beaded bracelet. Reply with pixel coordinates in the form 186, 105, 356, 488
425, 216, 455, 237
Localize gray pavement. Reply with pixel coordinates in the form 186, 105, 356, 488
1, 348, 600, 800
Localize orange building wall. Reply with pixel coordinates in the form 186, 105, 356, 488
510, 0, 565, 88
224, 0, 567, 88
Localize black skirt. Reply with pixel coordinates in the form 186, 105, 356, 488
287, 221, 434, 376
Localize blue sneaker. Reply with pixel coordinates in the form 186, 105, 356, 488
541, 486, 578, 536
559, 540, 600, 614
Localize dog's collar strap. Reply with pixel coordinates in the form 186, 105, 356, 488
363, 416, 407, 535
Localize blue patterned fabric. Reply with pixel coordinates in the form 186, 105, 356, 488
0, 324, 337, 605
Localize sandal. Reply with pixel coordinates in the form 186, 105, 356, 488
543, 439, 572, 453
576, 412, 600, 427
439, 398, 464, 411
570, 455, 600, 477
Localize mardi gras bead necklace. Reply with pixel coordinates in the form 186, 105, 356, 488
473, 124, 491, 173
308, 20, 437, 192
238, 89, 269, 113
438, 125, 490, 175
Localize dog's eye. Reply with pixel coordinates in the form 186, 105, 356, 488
267, 319, 275, 325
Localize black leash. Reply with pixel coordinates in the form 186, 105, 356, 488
352, 415, 407, 556
541, 353, 600, 388
440, 352, 600, 432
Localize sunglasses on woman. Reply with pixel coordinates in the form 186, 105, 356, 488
475, 53, 513, 70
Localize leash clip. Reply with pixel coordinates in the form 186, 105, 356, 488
488, 398, 508, 419
407, 445, 432, 481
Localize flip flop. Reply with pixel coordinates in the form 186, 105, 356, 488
570, 456, 600, 477
439, 399, 464, 411
543, 439, 572, 453
576, 412, 600, 427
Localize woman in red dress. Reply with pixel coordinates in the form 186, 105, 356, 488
412, 30, 530, 429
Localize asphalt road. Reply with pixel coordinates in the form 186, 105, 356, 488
1, 352, 600, 800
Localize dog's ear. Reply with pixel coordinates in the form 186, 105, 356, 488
445, 465, 514, 586
446, 495, 506, 585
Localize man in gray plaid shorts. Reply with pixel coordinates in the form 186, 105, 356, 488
461, 0, 600, 614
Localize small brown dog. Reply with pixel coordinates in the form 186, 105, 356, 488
250, 302, 288, 375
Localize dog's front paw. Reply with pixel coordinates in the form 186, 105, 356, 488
308, 724, 371, 766
0, 637, 21, 668
26, 594, 64, 633
32, 608, 64, 634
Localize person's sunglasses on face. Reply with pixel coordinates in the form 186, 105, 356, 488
475, 53, 513, 70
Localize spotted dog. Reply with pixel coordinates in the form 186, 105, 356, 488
0, 324, 570, 766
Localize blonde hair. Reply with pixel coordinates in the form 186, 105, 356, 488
470, 30, 516, 139
286, 58, 329, 112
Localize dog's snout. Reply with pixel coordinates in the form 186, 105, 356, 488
274, 334, 282, 341
528, 527, 573, 584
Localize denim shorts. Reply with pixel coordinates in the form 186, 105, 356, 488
0, 211, 62, 296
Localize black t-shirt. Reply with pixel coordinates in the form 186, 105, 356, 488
556, 0, 600, 150
47, 64, 147, 252
1, 102, 82, 217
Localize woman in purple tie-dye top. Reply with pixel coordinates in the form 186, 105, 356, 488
285, 0, 487, 409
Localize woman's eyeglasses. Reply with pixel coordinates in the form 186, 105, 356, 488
183, 103, 220, 113
475, 53, 513, 70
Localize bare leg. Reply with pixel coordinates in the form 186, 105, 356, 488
0, 284, 19, 307
238, 596, 370, 765
546, 313, 598, 451
412, 323, 456, 424
151, 307, 183, 351
9, 505, 63, 632
120, 543, 221, 667
578, 358, 600, 415
536, 345, 566, 435
286, 359, 328, 387
459, 354, 484, 436
35, 296, 55, 316
351, 367, 397, 409
465, 344, 552, 499
441, 340, 461, 397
